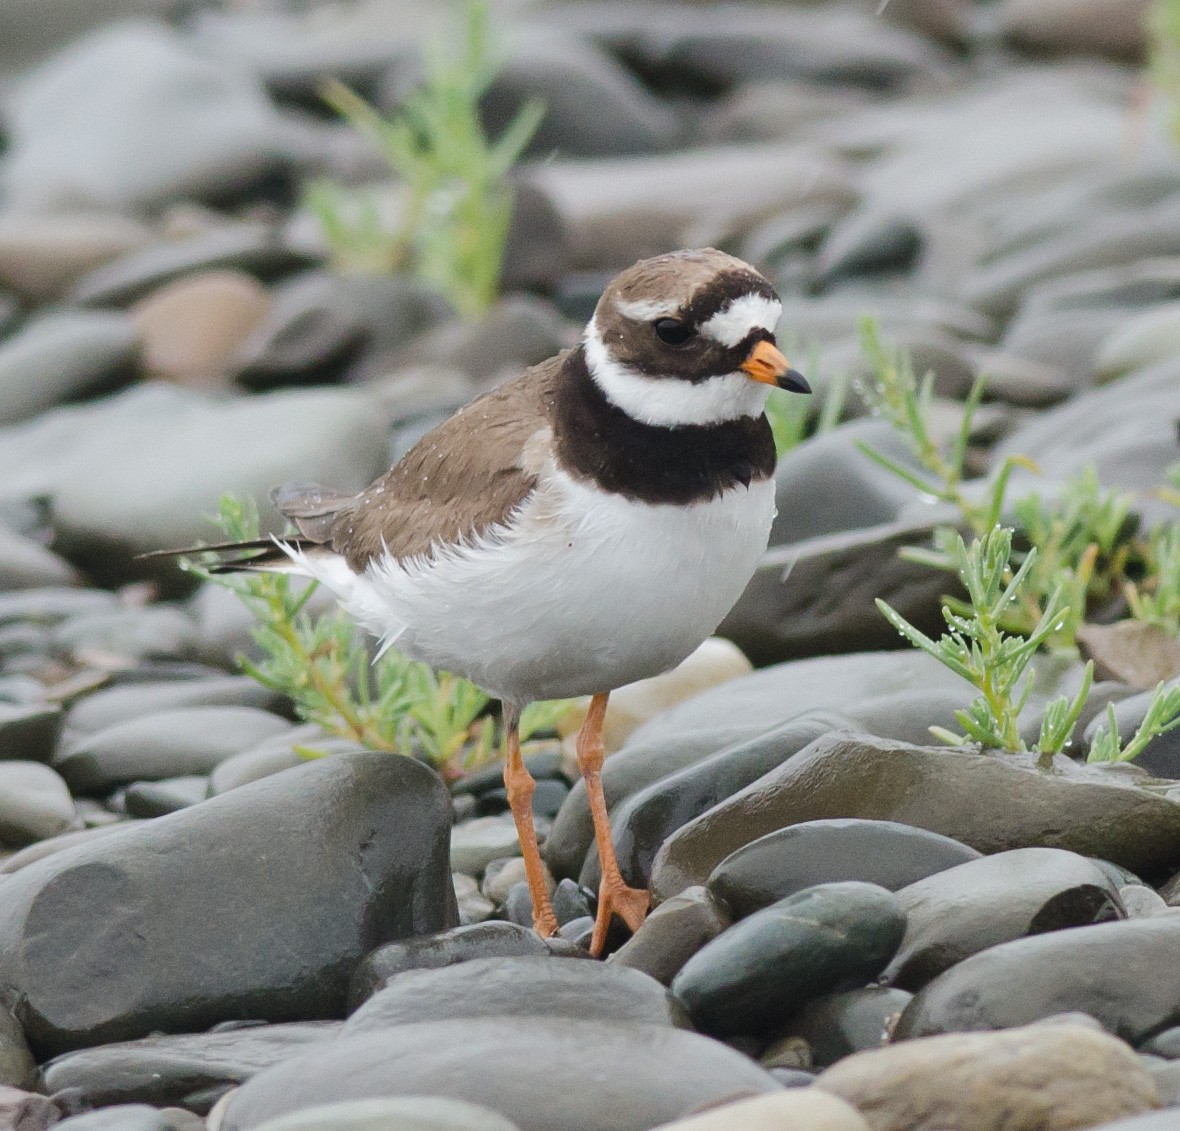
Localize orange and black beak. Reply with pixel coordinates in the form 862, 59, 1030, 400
740, 340, 810, 394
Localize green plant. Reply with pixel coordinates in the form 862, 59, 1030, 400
1126, 522, 1180, 634
1089, 684, 1180, 763
1150, 0, 1180, 148
305, 0, 544, 317
764, 346, 846, 457
876, 525, 1180, 765
875, 526, 1086, 763
183, 496, 572, 780
854, 319, 1149, 647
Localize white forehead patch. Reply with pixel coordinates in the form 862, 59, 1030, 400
584, 321, 770, 428
699, 294, 783, 348
615, 296, 681, 322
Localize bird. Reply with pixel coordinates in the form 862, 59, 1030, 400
171, 248, 808, 956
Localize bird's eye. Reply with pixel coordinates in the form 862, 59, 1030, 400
654, 318, 694, 346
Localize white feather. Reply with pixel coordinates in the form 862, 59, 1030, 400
583, 320, 770, 428
615, 296, 680, 321
277, 467, 776, 704
699, 294, 782, 348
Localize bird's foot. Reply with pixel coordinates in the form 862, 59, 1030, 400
589, 877, 650, 958
533, 904, 560, 940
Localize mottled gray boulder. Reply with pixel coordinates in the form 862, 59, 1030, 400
0, 751, 455, 1057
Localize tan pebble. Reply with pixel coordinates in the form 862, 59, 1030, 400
133, 269, 271, 386
651, 1090, 870, 1131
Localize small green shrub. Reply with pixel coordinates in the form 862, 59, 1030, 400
183, 496, 572, 779
304, 0, 544, 317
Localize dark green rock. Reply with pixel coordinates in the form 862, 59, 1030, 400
0, 752, 455, 1057
896, 918, 1180, 1043
219, 1018, 781, 1131
707, 819, 981, 918
347, 921, 548, 1010
0, 702, 62, 762
343, 957, 684, 1033
670, 882, 906, 1038
42, 1022, 341, 1113
774, 986, 913, 1068
884, 847, 1125, 989
651, 732, 1180, 902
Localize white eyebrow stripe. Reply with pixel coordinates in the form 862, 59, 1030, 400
583, 320, 770, 428
615, 296, 682, 321
699, 294, 783, 348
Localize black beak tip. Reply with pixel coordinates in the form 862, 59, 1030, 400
778, 368, 811, 395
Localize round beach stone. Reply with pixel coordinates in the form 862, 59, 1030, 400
218, 1018, 781, 1131
0, 751, 454, 1057
123, 776, 210, 818
816, 1022, 1160, 1131
347, 921, 549, 1010
608, 884, 730, 986
0, 310, 138, 427
0, 762, 75, 846
896, 917, 1180, 1043
450, 816, 520, 876
5, 23, 297, 212
0, 703, 62, 762
249, 1097, 520, 1131
650, 1091, 870, 1131
42, 1021, 341, 1113
882, 847, 1126, 989
0, 1007, 35, 1090
133, 270, 272, 386
774, 987, 914, 1069
343, 956, 682, 1033
65, 677, 283, 738
50, 606, 200, 666
670, 882, 906, 1038
707, 820, 982, 918
53, 706, 292, 794
52, 1107, 181, 1131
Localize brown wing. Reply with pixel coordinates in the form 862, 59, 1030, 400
327, 354, 565, 570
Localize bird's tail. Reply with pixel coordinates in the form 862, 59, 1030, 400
139, 481, 359, 575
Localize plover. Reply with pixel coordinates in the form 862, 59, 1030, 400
182, 248, 808, 956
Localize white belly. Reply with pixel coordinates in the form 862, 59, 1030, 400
307, 470, 775, 704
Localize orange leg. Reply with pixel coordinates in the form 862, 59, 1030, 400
577, 692, 650, 956
502, 703, 559, 938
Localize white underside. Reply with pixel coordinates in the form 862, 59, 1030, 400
285, 467, 776, 704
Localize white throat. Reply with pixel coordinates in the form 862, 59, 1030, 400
583, 320, 771, 428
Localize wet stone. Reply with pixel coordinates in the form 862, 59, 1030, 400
53, 706, 292, 794
651, 732, 1180, 903
0, 762, 76, 846
0, 310, 138, 428
450, 815, 520, 876
883, 847, 1126, 990
64, 677, 284, 739
347, 921, 548, 1010
551, 878, 593, 926
707, 820, 982, 919
42, 1022, 342, 1113
50, 606, 200, 666
0, 752, 455, 1057
453, 872, 494, 926
775, 987, 914, 1070
580, 712, 838, 891
609, 885, 731, 986
896, 917, 1180, 1044
123, 776, 210, 818
0, 703, 62, 762
670, 882, 906, 1039
343, 956, 683, 1034
219, 1017, 781, 1131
